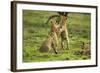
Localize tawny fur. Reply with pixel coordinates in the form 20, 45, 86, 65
39, 19, 59, 54
41, 13, 69, 51
81, 42, 91, 56
58, 15, 69, 50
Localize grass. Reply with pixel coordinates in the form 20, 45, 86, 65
23, 10, 91, 62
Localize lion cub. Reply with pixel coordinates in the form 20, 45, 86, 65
39, 19, 59, 54
81, 42, 91, 56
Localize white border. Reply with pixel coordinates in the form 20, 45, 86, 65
17, 3, 96, 69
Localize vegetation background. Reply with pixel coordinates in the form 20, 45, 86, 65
23, 10, 91, 62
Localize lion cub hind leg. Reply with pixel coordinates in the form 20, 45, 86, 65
39, 45, 49, 53
39, 38, 51, 53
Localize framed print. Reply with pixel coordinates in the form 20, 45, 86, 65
11, 1, 98, 72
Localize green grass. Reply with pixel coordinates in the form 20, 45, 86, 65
23, 10, 91, 62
